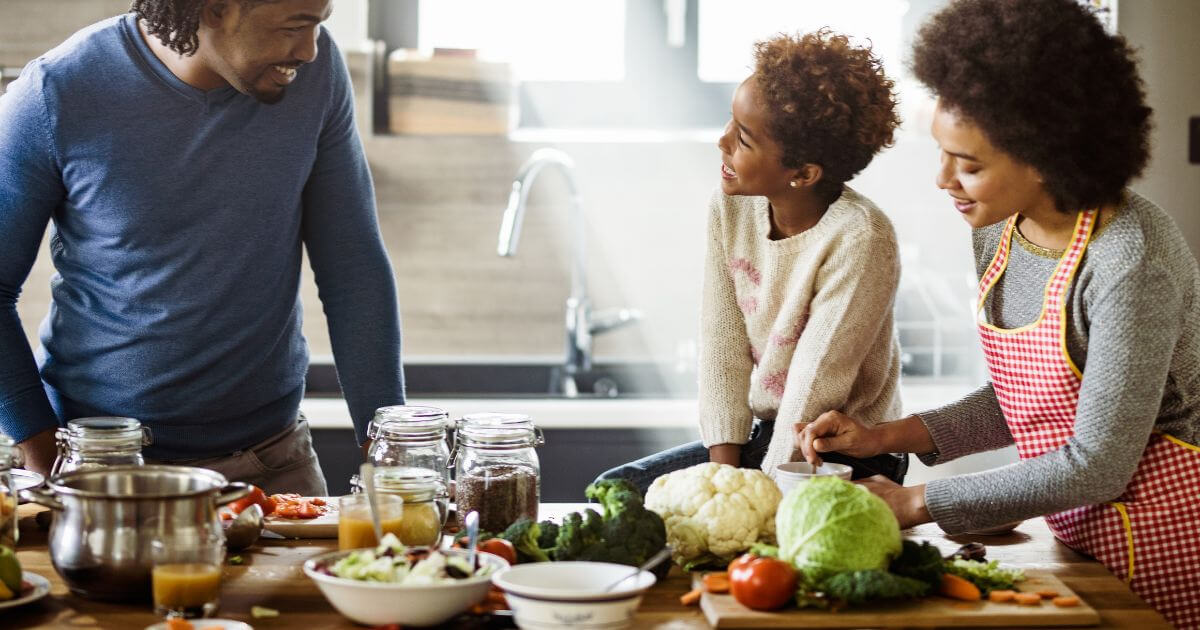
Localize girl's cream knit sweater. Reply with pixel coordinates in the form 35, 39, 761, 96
698, 187, 904, 476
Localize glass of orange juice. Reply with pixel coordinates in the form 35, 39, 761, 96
150, 534, 223, 618
338, 493, 405, 550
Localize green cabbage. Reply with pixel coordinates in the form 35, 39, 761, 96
775, 477, 901, 581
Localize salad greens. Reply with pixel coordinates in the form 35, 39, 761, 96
944, 557, 1025, 593
322, 533, 494, 584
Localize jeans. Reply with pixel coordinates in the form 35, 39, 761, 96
594, 420, 908, 497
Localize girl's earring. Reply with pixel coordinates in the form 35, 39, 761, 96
789, 181, 799, 188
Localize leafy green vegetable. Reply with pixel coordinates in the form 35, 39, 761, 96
820, 570, 931, 604
775, 477, 901, 581
501, 518, 552, 563
536, 520, 559, 549
889, 540, 945, 586
944, 558, 1025, 593
552, 509, 605, 560
579, 479, 668, 566
748, 543, 781, 559
489, 479, 667, 568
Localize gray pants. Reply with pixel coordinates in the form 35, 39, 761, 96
148, 418, 329, 496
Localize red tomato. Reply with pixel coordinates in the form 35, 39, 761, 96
729, 555, 797, 610
727, 552, 758, 575
478, 538, 517, 565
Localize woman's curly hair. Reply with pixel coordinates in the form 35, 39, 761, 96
912, 0, 1152, 212
753, 29, 900, 202
130, 0, 270, 56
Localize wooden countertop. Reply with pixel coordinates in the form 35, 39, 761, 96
7, 503, 1170, 629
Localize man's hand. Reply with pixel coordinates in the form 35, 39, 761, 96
855, 475, 932, 529
708, 443, 741, 467
794, 410, 882, 468
17, 428, 57, 476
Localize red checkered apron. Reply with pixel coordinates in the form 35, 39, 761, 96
978, 210, 1200, 629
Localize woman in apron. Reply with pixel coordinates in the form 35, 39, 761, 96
794, 0, 1200, 626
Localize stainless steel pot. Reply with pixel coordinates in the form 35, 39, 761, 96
20, 465, 248, 602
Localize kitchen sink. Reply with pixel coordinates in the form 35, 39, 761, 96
306, 361, 698, 399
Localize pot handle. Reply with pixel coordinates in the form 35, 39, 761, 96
19, 486, 64, 511
215, 481, 251, 506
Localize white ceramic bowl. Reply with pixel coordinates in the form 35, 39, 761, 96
775, 461, 853, 496
492, 561, 657, 630
303, 547, 509, 627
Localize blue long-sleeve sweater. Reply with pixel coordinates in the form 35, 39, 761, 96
0, 15, 404, 457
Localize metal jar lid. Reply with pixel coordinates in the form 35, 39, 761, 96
368, 405, 449, 443
455, 413, 543, 449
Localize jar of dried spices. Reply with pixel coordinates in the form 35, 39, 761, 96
452, 413, 543, 533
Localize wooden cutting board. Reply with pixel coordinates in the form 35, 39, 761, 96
261, 497, 339, 539
697, 571, 1100, 628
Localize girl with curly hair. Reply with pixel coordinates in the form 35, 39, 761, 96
796, 0, 1200, 625
599, 30, 907, 493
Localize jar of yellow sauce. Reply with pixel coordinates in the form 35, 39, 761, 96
354, 467, 450, 547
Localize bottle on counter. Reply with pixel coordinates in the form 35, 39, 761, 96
451, 413, 543, 534
51, 416, 151, 476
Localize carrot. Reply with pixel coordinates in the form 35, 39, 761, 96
939, 573, 982, 601
1014, 592, 1043, 606
988, 589, 1016, 603
1052, 595, 1081, 607
680, 587, 703, 606
165, 619, 194, 630
1037, 589, 1060, 599
702, 573, 731, 594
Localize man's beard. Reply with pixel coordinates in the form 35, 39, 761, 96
230, 67, 287, 105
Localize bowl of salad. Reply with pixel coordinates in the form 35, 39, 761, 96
304, 533, 508, 626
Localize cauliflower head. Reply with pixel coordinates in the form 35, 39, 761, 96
644, 462, 782, 567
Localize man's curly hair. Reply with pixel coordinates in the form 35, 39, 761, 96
912, 0, 1152, 212
753, 30, 900, 202
130, 0, 273, 56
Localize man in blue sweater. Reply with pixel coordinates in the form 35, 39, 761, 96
0, 0, 404, 495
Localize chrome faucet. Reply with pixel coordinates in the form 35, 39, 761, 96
497, 148, 642, 397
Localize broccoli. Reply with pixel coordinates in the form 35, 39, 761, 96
552, 509, 605, 561
820, 570, 931, 605
500, 518, 552, 563
573, 479, 668, 567
585, 478, 643, 520
536, 520, 559, 549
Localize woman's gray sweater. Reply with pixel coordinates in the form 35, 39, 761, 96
918, 191, 1200, 534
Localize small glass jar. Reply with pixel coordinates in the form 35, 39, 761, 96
51, 416, 152, 476
365, 405, 451, 488
374, 467, 451, 546
0, 434, 20, 548
452, 413, 543, 534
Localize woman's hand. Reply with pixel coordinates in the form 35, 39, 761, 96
794, 410, 883, 467
856, 475, 932, 529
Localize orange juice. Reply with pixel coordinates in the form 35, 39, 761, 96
338, 513, 407, 550
152, 563, 220, 616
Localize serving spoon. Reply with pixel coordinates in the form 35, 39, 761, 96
602, 546, 672, 592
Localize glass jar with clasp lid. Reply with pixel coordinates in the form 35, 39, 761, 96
51, 416, 152, 476
1, 434, 20, 548
351, 466, 451, 547
451, 413, 544, 534
363, 405, 452, 489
